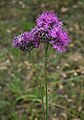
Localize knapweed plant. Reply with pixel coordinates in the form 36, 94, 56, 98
13, 11, 71, 120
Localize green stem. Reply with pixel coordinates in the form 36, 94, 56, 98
44, 43, 48, 120
29, 52, 45, 119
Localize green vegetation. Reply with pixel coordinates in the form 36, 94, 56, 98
0, 0, 84, 119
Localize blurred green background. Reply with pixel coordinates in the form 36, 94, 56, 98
0, 0, 84, 120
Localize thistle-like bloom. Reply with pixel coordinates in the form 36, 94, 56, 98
13, 11, 71, 52
36, 11, 62, 30
13, 32, 39, 51
49, 29, 71, 52
36, 11, 71, 52
36, 11, 63, 43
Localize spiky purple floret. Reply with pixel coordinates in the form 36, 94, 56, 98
49, 29, 71, 52
13, 32, 39, 51
49, 27, 59, 38
36, 11, 63, 30
13, 32, 31, 47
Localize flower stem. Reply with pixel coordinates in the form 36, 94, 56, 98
44, 43, 48, 120
29, 52, 45, 119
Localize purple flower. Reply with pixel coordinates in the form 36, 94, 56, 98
49, 29, 71, 52
13, 32, 39, 51
36, 11, 63, 43
36, 11, 62, 30
12, 11, 71, 53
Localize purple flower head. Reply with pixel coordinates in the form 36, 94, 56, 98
13, 32, 39, 51
49, 29, 71, 52
36, 11, 63, 30
12, 11, 71, 53
36, 11, 63, 43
